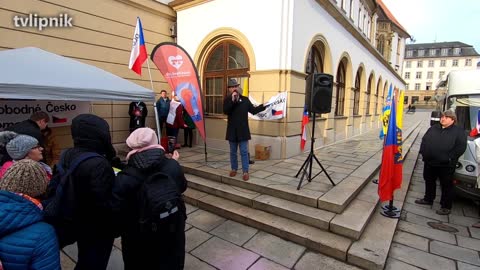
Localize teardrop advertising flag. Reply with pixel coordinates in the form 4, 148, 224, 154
150, 42, 206, 142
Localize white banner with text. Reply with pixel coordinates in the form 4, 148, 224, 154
0, 100, 90, 130
249, 92, 287, 120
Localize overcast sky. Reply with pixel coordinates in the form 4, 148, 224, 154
382, 0, 480, 52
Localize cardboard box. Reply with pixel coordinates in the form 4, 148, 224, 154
255, 144, 271, 160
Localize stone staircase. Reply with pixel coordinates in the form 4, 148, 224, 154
181, 121, 423, 269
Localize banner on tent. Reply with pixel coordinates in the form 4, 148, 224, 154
0, 100, 90, 130
249, 92, 287, 120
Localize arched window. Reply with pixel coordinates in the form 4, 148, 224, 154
203, 41, 249, 115
365, 74, 373, 114
353, 69, 361, 115
335, 62, 346, 116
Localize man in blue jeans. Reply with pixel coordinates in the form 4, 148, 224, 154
223, 79, 266, 181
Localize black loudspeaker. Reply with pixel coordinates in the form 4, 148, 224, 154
305, 73, 333, 114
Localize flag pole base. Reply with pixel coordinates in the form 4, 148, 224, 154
380, 200, 401, 219
380, 209, 401, 218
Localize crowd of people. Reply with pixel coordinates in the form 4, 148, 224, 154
0, 111, 188, 270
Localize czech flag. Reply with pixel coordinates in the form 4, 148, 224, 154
378, 92, 403, 202
128, 17, 148, 75
300, 106, 309, 151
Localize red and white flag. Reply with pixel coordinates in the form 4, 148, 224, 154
301, 106, 309, 150
128, 17, 147, 75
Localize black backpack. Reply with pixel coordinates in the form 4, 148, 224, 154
121, 166, 181, 233
43, 151, 102, 247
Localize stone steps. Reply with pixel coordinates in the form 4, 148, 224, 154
185, 126, 420, 241
183, 121, 421, 215
183, 190, 353, 261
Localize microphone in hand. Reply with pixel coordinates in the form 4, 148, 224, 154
232, 91, 239, 102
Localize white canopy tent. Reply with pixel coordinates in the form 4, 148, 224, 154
0, 47, 155, 101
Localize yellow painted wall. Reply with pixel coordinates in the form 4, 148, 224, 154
0, 0, 176, 162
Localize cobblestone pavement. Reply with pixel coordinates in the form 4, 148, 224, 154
60, 111, 480, 269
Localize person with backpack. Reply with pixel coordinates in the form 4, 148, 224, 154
0, 159, 60, 270
48, 114, 117, 270
112, 127, 187, 270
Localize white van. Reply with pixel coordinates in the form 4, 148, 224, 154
441, 69, 480, 201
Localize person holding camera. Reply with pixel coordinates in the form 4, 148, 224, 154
223, 79, 266, 181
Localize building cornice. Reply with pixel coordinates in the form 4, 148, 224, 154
169, 0, 213, 11
117, 0, 176, 20
314, 0, 404, 83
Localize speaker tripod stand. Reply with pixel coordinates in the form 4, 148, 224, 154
295, 112, 336, 190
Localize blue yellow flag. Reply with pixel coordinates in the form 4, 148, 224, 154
379, 84, 394, 139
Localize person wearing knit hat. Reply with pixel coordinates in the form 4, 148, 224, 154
0, 159, 48, 198
0, 134, 49, 179
6, 134, 42, 161
126, 128, 178, 161
113, 127, 187, 269
0, 159, 60, 269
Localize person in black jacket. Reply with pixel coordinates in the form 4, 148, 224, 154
7, 111, 50, 163
223, 79, 266, 181
112, 127, 187, 270
128, 101, 148, 133
416, 110, 467, 215
6, 111, 49, 147
61, 114, 117, 270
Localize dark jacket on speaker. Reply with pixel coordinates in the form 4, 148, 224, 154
223, 93, 265, 142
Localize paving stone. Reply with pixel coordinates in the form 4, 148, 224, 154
458, 261, 480, 270
191, 237, 259, 270
186, 209, 226, 232
186, 227, 212, 252
185, 203, 199, 214
389, 243, 456, 270
393, 231, 429, 251
384, 257, 422, 270
470, 227, 480, 240
430, 240, 480, 266
185, 223, 192, 231
405, 212, 470, 237
184, 253, 216, 270
251, 170, 274, 178
450, 214, 480, 228
243, 231, 305, 268
210, 220, 258, 246
249, 258, 289, 270
403, 202, 448, 222
457, 234, 480, 252
397, 220, 456, 244
295, 251, 362, 270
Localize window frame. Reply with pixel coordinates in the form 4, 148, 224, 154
203, 40, 250, 115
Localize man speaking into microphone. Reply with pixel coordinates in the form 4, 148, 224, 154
223, 79, 267, 181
